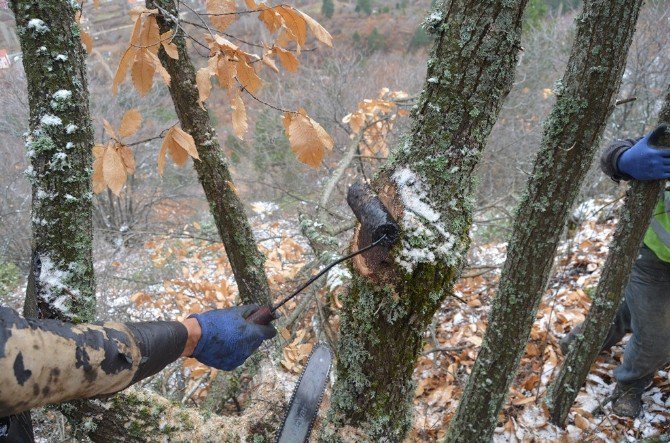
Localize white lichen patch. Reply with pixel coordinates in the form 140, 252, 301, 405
65, 124, 78, 134
393, 167, 456, 273
27, 18, 50, 33
55, 54, 68, 62
40, 114, 62, 127
52, 89, 72, 101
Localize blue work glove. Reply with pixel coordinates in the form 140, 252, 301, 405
188, 305, 276, 371
617, 124, 670, 180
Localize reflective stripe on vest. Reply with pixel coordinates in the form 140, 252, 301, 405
651, 217, 670, 248
644, 189, 670, 263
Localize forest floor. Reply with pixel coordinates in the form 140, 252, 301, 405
409, 197, 670, 442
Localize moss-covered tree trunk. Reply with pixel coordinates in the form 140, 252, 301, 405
11, 0, 95, 323
146, 0, 270, 306
547, 86, 670, 426
320, 1, 528, 440
10, 0, 95, 439
444, 1, 643, 441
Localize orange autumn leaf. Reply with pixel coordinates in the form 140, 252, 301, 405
274, 47, 299, 72
283, 109, 333, 168
102, 145, 126, 195
206, 0, 236, 32
231, 94, 248, 139
158, 126, 200, 175
118, 108, 142, 139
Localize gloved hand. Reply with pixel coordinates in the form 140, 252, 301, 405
188, 305, 276, 371
617, 124, 670, 180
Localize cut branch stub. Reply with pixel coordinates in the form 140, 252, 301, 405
347, 180, 399, 278
347, 181, 399, 248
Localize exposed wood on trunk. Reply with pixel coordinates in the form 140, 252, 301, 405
547, 86, 670, 426
320, 1, 528, 440
444, 1, 644, 441
146, 0, 271, 305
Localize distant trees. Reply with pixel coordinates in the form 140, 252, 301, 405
322, 0, 334, 18
356, 0, 373, 16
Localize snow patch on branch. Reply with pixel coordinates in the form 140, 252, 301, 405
40, 114, 62, 127
39, 255, 78, 316
393, 167, 456, 273
27, 18, 49, 34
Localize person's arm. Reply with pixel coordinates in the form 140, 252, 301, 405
0, 306, 188, 417
0, 305, 274, 417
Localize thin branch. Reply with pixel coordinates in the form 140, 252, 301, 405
125, 124, 175, 147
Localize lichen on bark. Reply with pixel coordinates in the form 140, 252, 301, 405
320, 1, 528, 440
444, 1, 644, 441
11, 0, 96, 322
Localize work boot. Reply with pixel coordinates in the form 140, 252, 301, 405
610, 382, 645, 418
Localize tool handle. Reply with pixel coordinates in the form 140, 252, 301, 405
245, 305, 275, 325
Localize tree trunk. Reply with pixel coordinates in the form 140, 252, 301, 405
11, 0, 95, 322
444, 1, 643, 441
320, 1, 528, 440
547, 86, 670, 426
146, 0, 271, 306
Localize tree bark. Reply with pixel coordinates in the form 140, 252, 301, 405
320, 1, 528, 440
547, 86, 670, 426
444, 1, 643, 441
146, 0, 271, 305
11, 0, 95, 322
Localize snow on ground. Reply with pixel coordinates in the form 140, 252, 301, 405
411, 196, 670, 442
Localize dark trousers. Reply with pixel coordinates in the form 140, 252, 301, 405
604, 246, 670, 388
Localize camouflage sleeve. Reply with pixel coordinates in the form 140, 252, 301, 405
600, 138, 638, 182
0, 307, 187, 417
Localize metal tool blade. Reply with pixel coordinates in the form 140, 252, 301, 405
276, 343, 332, 443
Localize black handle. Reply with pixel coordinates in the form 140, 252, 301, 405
245, 305, 276, 325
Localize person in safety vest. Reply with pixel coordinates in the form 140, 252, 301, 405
0, 305, 275, 441
561, 124, 670, 418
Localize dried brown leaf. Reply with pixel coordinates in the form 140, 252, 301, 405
148, 50, 171, 86
103, 145, 126, 195
235, 59, 262, 93
196, 66, 213, 107
216, 56, 237, 90
258, 4, 282, 34
140, 15, 161, 54
118, 108, 142, 139
297, 10, 332, 47
206, 0, 236, 32
274, 47, 299, 73
276, 6, 307, 47
160, 31, 179, 59
81, 30, 93, 54
102, 119, 117, 139
171, 127, 199, 160
118, 145, 136, 174
283, 110, 332, 168
231, 94, 248, 139
131, 48, 155, 96
92, 155, 105, 194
